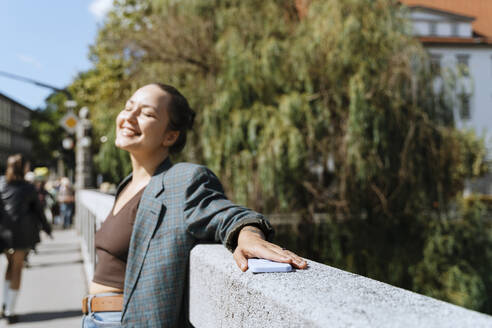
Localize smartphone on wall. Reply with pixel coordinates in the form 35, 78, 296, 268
248, 258, 293, 273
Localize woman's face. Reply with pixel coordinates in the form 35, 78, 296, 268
115, 84, 178, 155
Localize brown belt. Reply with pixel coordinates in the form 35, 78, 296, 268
82, 294, 123, 314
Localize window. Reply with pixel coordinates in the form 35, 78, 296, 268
430, 54, 442, 74
458, 93, 471, 120
456, 54, 470, 76
429, 22, 437, 35
0, 129, 10, 146
457, 54, 469, 66
451, 22, 459, 36
0, 100, 6, 124
0, 101, 11, 125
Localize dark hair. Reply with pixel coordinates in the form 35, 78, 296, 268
6, 154, 27, 183
152, 83, 195, 154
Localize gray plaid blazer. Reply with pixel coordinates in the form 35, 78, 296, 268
119, 158, 273, 327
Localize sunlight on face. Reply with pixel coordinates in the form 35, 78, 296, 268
115, 84, 176, 156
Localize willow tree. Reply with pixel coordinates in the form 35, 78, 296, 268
196, 0, 486, 215
196, 0, 489, 311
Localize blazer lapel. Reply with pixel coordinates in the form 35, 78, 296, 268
115, 173, 132, 197
122, 158, 173, 316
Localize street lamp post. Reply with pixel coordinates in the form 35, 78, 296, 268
75, 107, 93, 189
60, 100, 78, 181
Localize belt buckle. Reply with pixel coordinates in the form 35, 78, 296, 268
82, 295, 94, 315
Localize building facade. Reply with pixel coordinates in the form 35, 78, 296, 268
0, 92, 33, 170
407, 5, 492, 152
401, 0, 492, 193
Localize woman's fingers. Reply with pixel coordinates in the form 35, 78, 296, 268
283, 250, 308, 269
266, 246, 307, 269
247, 243, 308, 269
233, 247, 248, 272
260, 242, 308, 269
252, 244, 292, 263
234, 233, 308, 271
234, 242, 288, 271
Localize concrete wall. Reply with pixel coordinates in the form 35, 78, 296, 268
190, 245, 492, 328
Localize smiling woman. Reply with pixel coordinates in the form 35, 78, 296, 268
81, 83, 307, 328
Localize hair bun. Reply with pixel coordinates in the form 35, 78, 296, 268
151, 82, 194, 154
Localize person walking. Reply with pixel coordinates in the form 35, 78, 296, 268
45, 179, 60, 224
34, 179, 54, 224
0, 154, 52, 323
81, 83, 308, 327
57, 177, 75, 229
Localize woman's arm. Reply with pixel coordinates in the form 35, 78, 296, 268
184, 166, 272, 246
183, 165, 306, 271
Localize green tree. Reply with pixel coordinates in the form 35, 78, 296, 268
28, 91, 74, 169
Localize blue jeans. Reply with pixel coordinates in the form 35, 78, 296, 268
82, 312, 122, 327
82, 293, 122, 328
60, 203, 74, 228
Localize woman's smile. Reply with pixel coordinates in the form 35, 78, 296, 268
119, 125, 141, 137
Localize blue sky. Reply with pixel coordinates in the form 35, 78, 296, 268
0, 0, 113, 109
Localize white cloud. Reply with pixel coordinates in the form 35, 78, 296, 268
89, 0, 113, 19
17, 54, 42, 69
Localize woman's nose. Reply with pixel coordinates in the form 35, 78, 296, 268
123, 108, 139, 122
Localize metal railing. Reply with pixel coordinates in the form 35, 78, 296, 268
75, 189, 115, 286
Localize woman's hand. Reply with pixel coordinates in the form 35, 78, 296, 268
233, 225, 308, 272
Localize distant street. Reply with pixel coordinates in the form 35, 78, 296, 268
0, 229, 86, 327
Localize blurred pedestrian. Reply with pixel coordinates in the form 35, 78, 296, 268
0, 154, 52, 323
34, 178, 55, 225
45, 179, 60, 224
34, 180, 48, 212
0, 195, 12, 255
24, 171, 35, 184
57, 177, 74, 229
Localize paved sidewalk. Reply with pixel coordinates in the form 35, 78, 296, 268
0, 229, 86, 327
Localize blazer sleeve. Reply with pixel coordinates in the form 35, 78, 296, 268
183, 166, 274, 251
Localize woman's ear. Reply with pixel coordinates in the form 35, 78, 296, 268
163, 130, 180, 148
